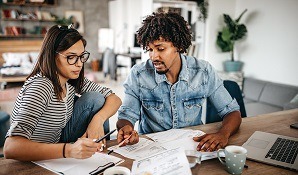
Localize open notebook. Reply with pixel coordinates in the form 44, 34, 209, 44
33, 152, 124, 175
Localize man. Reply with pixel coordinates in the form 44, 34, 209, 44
116, 12, 241, 152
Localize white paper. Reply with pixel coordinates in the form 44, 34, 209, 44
110, 129, 218, 161
146, 128, 205, 143
160, 137, 218, 161
131, 147, 192, 175
33, 152, 124, 175
108, 138, 165, 159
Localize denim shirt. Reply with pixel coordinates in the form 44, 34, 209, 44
118, 55, 239, 134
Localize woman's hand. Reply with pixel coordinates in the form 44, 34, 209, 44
82, 116, 106, 150
66, 138, 100, 159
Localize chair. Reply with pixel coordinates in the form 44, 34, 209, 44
206, 80, 247, 124
0, 111, 10, 147
102, 48, 128, 81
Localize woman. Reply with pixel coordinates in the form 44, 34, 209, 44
3, 25, 122, 161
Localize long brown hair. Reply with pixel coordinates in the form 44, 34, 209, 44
28, 25, 87, 100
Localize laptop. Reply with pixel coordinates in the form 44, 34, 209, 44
242, 131, 298, 171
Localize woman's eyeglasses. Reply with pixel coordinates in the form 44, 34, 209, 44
56, 51, 90, 65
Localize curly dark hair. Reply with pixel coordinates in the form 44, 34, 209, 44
136, 12, 192, 53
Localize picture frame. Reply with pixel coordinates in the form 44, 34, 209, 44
65, 10, 84, 34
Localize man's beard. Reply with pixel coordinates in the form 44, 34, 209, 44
154, 61, 169, 74
156, 68, 169, 74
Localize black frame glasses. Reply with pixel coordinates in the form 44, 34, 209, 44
56, 51, 90, 65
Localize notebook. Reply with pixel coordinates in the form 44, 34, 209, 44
242, 131, 298, 171
33, 152, 124, 175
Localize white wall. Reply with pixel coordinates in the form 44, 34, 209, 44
205, 0, 236, 69
205, 0, 298, 86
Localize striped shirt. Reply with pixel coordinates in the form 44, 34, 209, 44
6, 74, 113, 143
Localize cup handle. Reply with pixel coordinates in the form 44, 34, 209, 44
217, 149, 226, 165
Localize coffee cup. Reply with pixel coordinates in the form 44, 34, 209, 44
217, 145, 247, 174
103, 166, 130, 175
185, 150, 202, 168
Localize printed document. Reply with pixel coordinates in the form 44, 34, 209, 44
110, 129, 218, 161
131, 147, 192, 175
108, 138, 165, 159
146, 128, 205, 143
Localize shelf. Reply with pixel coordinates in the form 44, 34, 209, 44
2, 18, 55, 22
1, 2, 57, 7
0, 34, 45, 38
0, 75, 27, 83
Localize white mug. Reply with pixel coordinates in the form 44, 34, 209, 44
103, 166, 131, 175
217, 145, 247, 175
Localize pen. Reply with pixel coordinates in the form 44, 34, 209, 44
107, 132, 134, 155
93, 129, 116, 143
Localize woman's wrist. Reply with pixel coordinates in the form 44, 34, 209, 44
94, 114, 107, 125
62, 143, 67, 158
63, 143, 71, 158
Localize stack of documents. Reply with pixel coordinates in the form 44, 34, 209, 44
108, 129, 217, 161
131, 147, 192, 175
108, 129, 220, 174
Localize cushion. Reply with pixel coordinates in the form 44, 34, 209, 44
259, 83, 298, 108
245, 102, 282, 117
2, 52, 30, 67
283, 102, 298, 110
243, 98, 255, 104
290, 93, 298, 103
243, 78, 266, 101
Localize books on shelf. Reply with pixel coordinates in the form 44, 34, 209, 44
1, 9, 56, 21
5, 26, 25, 36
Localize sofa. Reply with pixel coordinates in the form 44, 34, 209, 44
242, 78, 298, 117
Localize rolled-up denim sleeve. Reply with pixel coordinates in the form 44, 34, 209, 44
206, 64, 240, 118
118, 68, 141, 126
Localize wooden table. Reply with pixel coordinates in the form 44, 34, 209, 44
1, 109, 297, 175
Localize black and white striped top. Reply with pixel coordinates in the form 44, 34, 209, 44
6, 74, 113, 143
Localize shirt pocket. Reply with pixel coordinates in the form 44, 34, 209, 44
142, 99, 164, 124
183, 97, 203, 122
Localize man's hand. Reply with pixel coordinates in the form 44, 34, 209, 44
193, 132, 229, 152
194, 111, 242, 152
117, 125, 139, 146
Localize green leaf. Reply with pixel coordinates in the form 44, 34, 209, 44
216, 32, 232, 52
216, 9, 248, 59
221, 27, 232, 42
234, 24, 247, 40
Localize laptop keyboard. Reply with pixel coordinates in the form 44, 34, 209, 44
265, 137, 298, 164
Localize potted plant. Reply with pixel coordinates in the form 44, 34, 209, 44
216, 9, 248, 72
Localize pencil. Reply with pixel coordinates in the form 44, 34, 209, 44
93, 129, 116, 143
107, 132, 134, 155
107, 150, 113, 155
